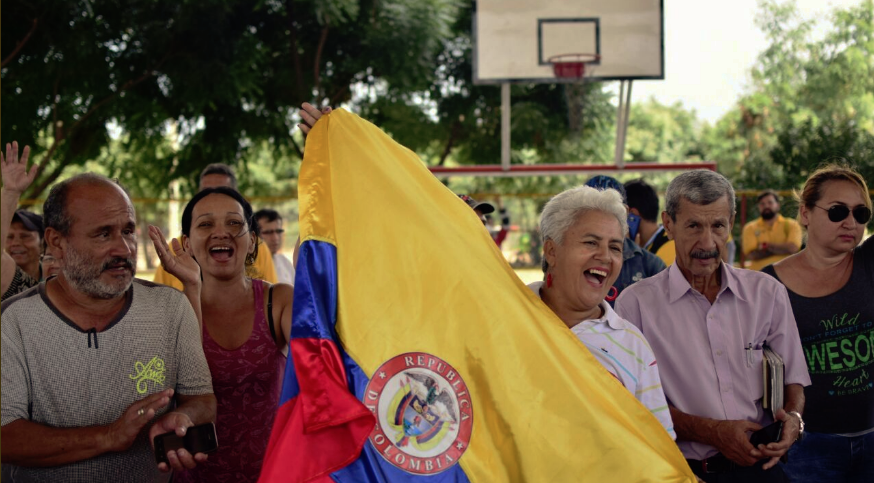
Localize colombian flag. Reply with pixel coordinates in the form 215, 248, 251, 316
258, 109, 695, 482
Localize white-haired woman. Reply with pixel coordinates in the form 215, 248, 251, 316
530, 185, 675, 438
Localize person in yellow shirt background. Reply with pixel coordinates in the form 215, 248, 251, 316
742, 189, 802, 270
153, 163, 277, 289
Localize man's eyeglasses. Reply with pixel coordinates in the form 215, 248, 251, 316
814, 204, 872, 224
261, 229, 285, 235
40, 255, 59, 264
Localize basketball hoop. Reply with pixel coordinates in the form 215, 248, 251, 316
546, 53, 601, 80
547, 54, 600, 135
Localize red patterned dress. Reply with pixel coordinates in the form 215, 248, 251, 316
176, 279, 285, 483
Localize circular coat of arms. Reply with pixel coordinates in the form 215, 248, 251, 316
363, 352, 473, 475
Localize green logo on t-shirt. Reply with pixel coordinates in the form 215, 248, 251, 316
129, 356, 166, 394
802, 312, 874, 397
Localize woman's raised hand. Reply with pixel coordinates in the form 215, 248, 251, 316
148, 226, 201, 287
1, 142, 37, 193
298, 102, 332, 137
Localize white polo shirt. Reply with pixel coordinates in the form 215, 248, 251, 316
528, 281, 675, 439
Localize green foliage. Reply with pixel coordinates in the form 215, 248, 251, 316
712, 0, 874, 190
4, 0, 871, 219
624, 98, 704, 163
1, 0, 462, 198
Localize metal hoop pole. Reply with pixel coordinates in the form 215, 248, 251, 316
501, 83, 511, 171
613, 81, 626, 166
617, 80, 633, 169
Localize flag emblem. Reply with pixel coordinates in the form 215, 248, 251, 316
363, 352, 473, 475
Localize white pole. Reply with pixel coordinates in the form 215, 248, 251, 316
617, 80, 633, 170
613, 81, 626, 166
501, 83, 511, 171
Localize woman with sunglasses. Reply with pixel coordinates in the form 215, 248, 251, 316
762, 164, 873, 483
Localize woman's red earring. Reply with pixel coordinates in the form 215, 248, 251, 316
546, 273, 553, 288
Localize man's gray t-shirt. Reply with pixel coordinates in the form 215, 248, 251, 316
1, 279, 213, 482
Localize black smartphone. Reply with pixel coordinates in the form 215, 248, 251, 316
750, 420, 783, 447
154, 422, 219, 464
627, 213, 641, 241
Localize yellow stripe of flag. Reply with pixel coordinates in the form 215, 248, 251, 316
299, 108, 695, 482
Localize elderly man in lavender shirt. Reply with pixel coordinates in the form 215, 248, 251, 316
615, 170, 810, 483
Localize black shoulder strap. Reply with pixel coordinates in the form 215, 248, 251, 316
649, 228, 670, 253
266, 284, 278, 343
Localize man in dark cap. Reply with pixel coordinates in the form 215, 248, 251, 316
6, 209, 43, 281
457, 194, 513, 248
457, 194, 495, 225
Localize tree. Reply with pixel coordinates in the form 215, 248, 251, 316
1, 0, 463, 199
357, 4, 618, 173
624, 98, 704, 163
768, 0, 874, 189
705, 0, 874, 194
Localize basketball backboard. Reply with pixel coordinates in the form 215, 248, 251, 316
474, 0, 664, 84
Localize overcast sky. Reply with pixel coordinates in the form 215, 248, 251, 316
629, 0, 862, 124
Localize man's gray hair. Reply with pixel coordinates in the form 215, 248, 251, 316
540, 186, 628, 272
665, 170, 736, 221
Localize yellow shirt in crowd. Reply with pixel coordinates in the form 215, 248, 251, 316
653, 240, 675, 266
152, 236, 278, 289
741, 214, 802, 271
650, 237, 733, 267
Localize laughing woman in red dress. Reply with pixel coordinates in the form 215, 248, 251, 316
150, 187, 292, 482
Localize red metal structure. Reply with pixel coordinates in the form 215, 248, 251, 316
428, 162, 717, 177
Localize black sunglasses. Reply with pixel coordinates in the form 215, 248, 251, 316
814, 204, 872, 224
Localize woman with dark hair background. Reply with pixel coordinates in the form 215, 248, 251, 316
149, 187, 292, 482
763, 164, 873, 483
1, 142, 39, 300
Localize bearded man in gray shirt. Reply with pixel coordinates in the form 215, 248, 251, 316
1, 173, 216, 482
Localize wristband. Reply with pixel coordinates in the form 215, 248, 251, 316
787, 411, 804, 440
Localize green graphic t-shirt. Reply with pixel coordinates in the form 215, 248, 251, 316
764, 235, 874, 434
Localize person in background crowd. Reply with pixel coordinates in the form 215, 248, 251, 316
458, 194, 515, 250
492, 197, 511, 248
742, 189, 802, 271
153, 163, 277, 288
0, 142, 63, 290
1, 142, 39, 301
616, 170, 809, 483
585, 176, 666, 304
762, 165, 873, 483
6, 209, 43, 281
724, 235, 737, 267
150, 187, 292, 482
624, 178, 676, 266
2, 172, 216, 482
40, 240, 63, 280
530, 185, 675, 437
199, 163, 238, 190
458, 194, 494, 226
254, 208, 295, 285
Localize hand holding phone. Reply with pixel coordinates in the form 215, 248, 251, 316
154, 422, 219, 465
749, 420, 783, 447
